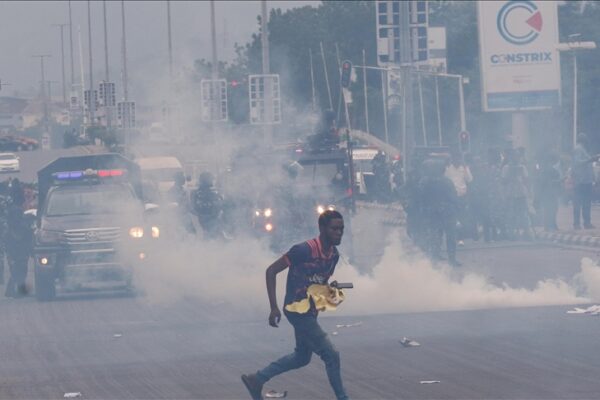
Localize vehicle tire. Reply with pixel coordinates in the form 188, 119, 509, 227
35, 269, 56, 301
27, 144, 34, 151
16, 145, 23, 152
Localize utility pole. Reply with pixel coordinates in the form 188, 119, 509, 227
121, 0, 129, 101
103, 0, 109, 82
52, 23, 68, 108
309, 48, 316, 112
68, 0, 75, 87
167, 0, 173, 82
87, 0, 95, 124
261, 0, 272, 146
210, 0, 218, 80
33, 54, 52, 148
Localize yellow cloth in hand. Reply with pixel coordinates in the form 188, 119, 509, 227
285, 284, 345, 314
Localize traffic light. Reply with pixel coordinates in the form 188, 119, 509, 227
459, 131, 470, 153
341, 60, 352, 88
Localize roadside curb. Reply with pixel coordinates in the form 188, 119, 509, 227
536, 231, 600, 248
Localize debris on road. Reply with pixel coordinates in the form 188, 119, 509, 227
399, 337, 421, 347
331, 331, 339, 336
265, 390, 288, 398
113, 333, 123, 338
420, 380, 440, 384
335, 321, 363, 328
64, 393, 82, 398
566, 305, 600, 315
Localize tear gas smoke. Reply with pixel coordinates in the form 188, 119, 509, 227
133, 217, 600, 318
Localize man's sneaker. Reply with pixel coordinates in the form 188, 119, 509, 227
457, 240, 465, 246
584, 223, 596, 229
241, 373, 264, 400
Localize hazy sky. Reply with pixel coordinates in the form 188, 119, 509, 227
0, 0, 319, 98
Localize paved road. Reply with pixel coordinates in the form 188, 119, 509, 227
0, 240, 598, 399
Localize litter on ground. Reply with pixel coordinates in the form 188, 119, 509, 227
265, 390, 288, 398
399, 337, 421, 347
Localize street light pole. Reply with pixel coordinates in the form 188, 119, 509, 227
557, 38, 597, 149
52, 23, 68, 108
87, 0, 95, 125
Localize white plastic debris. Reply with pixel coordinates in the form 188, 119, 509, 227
265, 390, 287, 398
335, 322, 363, 329
64, 393, 82, 398
399, 337, 421, 347
113, 333, 123, 338
420, 381, 440, 384
566, 305, 600, 315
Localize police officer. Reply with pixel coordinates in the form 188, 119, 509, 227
192, 172, 223, 239
168, 172, 196, 235
5, 202, 33, 298
0, 182, 10, 285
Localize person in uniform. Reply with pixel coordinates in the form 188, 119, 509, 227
4, 203, 33, 298
241, 210, 349, 400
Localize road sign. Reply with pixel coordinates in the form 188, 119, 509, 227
200, 79, 228, 122
249, 74, 281, 125
478, 1, 561, 111
376, 0, 429, 66
117, 101, 136, 128
99, 81, 116, 107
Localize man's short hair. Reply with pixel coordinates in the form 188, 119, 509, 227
318, 209, 343, 228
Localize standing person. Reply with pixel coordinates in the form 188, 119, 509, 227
539, 152, 562, 231
0, 182, 9, 285
4, 203, 33, 298
572, 133, 598, 229
445, 151, 473, 244
241, 210, 349, 400
372, 150, 390, 202
192, 172, 223, 239
502, 149, 532, 239
468, 156, 494, 242
421, 160, 461, 266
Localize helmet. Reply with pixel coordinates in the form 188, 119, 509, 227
198, 172, 214, 188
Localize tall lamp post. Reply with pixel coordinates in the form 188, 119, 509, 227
557, 36, 596, 149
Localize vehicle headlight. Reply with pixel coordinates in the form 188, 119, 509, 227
317, 205, 325, 215
151, 226, 160, 238
255, 210, 261, 217
265, 223, 273, 232
264, 208, 272, 217
129, 227, 144, 238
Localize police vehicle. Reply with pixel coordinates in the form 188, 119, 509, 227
33, 154, 160, 300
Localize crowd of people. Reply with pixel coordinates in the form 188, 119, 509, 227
400, 133, 600, 266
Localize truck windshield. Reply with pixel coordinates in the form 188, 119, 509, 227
46, 185, 137, 216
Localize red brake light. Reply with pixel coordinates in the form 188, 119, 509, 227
110, 169, 124, 176
98, 170, 110, 177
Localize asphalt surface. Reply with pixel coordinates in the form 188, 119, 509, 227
0, 241, 598, 400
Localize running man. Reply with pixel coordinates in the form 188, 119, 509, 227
241, 210, 349, 400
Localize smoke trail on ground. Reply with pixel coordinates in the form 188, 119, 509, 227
134, 219, 600, 318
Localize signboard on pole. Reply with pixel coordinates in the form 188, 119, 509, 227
376, 0, 428, 66
249, 74, 281, 125
117, 101, 136, 128
200, 79, 228, 122
478, 1, 561, 111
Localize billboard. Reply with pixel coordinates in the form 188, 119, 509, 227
478, 1, 560, 112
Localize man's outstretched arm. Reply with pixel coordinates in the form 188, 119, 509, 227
266, 256, 289, 327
